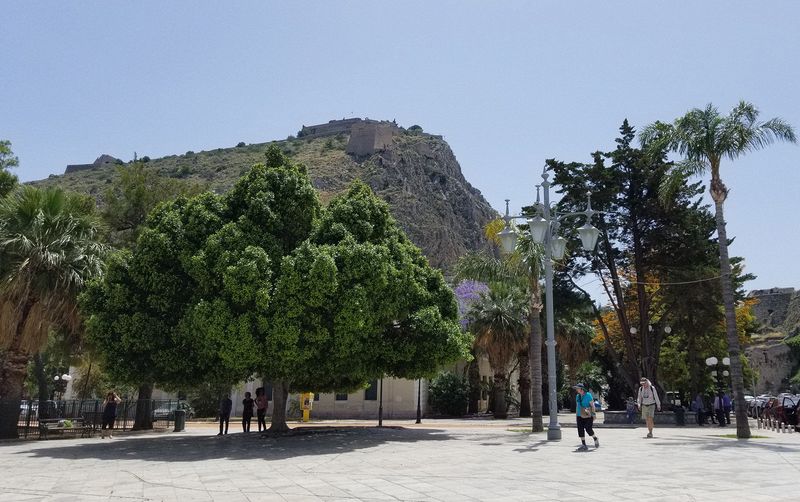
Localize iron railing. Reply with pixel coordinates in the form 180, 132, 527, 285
9, 399, 186, 439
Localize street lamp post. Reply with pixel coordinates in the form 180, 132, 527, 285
415, 379, 422, 424
52, 373, 72, 401
705, 356, 730, 425
498, 170, 601, 441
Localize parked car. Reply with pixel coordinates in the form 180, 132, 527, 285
763, 394, 798, 428
152, 401, 194, 420
748, 394, 773, 418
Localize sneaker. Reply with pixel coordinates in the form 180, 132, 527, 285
593, 437, 599, 448
646, 432, 653, 438
577, 444, 589, 451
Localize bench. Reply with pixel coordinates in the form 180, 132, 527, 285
38, 418, 94, 439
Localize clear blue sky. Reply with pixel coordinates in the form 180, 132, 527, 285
4, 1, 799, 297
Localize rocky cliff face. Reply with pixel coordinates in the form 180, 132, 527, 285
363, 134, 495, 269
31, 124, 497, 272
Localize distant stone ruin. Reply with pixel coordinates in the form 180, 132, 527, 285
747, 287, 796, 329
298, 118, 400, 157
65, 154, 120, 174
745, 287, 799, 393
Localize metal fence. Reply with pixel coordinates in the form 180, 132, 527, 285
11, 399, 185, 439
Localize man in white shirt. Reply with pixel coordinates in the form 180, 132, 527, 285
636, 377, 661, 438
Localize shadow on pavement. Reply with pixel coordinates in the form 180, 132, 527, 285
650, 434, 800, 453
18, 426, 456, 463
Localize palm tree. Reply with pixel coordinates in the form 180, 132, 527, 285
456, 243, 545, 428
0, 186, 107, 438
641, 101, 796, 438
468, 284, 529, 419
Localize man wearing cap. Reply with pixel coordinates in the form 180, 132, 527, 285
636, 378, 661, 438
574, 383, 599, 451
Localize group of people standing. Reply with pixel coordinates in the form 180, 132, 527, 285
691, 392, 732, 426
217, 388, 269, 435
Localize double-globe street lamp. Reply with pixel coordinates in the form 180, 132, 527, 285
497, 170, 601, 441
52, 373, 72, 400
705, 356, 730, 424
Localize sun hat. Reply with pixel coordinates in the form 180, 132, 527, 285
573, 383, 586, 390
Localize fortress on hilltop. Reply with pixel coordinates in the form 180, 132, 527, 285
298, 118, 401, 157
65, 154, 120, 174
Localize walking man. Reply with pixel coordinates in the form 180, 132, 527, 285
637, 378, 661, 438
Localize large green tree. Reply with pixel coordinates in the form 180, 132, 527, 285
641, 101, 796, 438
263, 181, 470, 430
83, 148, 470, 432
0, 187, 107, 438
550, 120, 722, 400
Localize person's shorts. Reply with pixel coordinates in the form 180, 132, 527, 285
641, 404, 656, 419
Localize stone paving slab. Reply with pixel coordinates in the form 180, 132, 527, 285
0, 417, 798, 501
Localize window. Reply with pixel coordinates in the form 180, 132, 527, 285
364, 380, 378, 401
335, 393, 348, 401
313, 393, 319, 401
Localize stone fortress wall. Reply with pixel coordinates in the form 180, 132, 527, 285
298, 118, 401, 157
65, 154, 120, 174
748, 287, 795, 328
745, 287, 798, 394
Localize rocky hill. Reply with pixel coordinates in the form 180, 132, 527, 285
31, 119, 497, 271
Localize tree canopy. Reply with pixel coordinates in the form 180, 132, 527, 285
0, 140, 19, 198
82, 148, 470, 430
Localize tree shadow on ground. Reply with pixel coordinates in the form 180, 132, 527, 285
650, 434, 800, 454
18, 426, 457, 463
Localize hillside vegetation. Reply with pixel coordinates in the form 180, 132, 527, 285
31, 125, 497, 270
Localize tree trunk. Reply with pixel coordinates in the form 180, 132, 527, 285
517, 347, 531, 417
0, 348, 28, 439
133, 383, 154, 430
492, 372, 508, 419
713, 197, 751, 439
269, 380, 290, 432
529, 304, 544, 431
33, 353, 50, 418
467, 356, 481, 414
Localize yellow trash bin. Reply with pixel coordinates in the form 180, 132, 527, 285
300, 392, 314, 422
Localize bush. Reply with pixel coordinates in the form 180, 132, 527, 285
236, 142, 246, 147
408, 125, 423, 135
428, 371, 469, 416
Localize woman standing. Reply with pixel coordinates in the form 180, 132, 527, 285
101, 392, 121, 439
574, 383, 599, 451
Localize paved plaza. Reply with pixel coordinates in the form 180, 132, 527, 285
0, 416, 798, 502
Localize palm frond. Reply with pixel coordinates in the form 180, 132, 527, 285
0, 185, 108, 356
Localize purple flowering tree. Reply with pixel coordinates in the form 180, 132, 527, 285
455, 280, 489, 331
